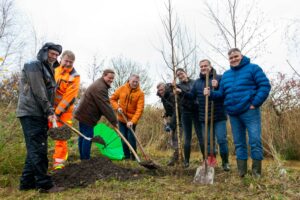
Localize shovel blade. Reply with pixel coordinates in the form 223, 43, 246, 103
91, 136, 106, 145
139, 160, 160, 170
193, 165, 214, 184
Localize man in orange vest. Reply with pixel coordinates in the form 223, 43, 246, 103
110, 74, 145, 160
52, 50, 80, 170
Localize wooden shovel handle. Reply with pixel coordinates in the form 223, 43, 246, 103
112, 126, 141, 162
59, 120, 91, 141
119, 112, 150, 160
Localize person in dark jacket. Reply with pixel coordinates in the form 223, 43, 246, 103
204, 48, 271, 178
175, 68, 203, 168
180, 61, 230, 171
157, 82, 181, 166
74, 69, 118, 160
16, 42, 64, 193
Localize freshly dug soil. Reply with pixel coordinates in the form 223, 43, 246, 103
52, 156, 140, 188
48, 125, 72, 140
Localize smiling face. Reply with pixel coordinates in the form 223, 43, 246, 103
47, 49, 60, 64
199, 60, 212, 75
176, 70, 188, 82
103, 73, 115, 86
129, 76, 140, 89
229, 51, 243, 67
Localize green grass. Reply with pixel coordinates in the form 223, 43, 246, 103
0, 105, 300, 199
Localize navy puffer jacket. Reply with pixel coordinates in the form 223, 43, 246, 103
211, 56, 271, 116
182, 69, 227, 122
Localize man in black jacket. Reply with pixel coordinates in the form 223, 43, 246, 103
157, 82, 181, 166
17, 42, 64, 192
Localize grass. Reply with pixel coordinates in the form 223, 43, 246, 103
0, 104, 300, 199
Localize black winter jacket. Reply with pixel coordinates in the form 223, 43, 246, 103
16, 43, 61, 117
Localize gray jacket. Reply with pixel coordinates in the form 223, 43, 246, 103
16, 43, 61, 118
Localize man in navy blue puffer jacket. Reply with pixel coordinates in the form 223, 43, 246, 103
204, 48, 271, 178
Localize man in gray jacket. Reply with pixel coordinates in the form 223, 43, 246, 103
16, 42, 63, 193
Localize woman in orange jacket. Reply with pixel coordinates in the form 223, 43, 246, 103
110, 74, 145, 160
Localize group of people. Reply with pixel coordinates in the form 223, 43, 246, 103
157, 48, 271, 178
16, 42, 270, 193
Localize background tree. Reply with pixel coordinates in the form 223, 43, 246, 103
87, 53, 105, 82
110, 55, 152, 95
203, 0, 274, 69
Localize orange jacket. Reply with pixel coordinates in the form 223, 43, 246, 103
110, 82, 145, 124
54, 66, 80, 116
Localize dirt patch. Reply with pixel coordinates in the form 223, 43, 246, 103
48, 125, 72, 140
52, 156, 140, 188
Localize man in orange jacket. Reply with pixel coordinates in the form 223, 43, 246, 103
52, 50, 80, 170
110, 74, 145, 160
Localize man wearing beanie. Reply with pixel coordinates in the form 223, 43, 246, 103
16, 42, 64, 193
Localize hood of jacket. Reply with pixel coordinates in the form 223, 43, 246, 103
37, 42, 62, 68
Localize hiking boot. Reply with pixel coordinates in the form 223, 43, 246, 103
167, 151, 178, 166
39, 185, 65, 193
221, 153, 230, 172
19, 184, 36, 191
252, 160, 262, 178
237, 159, 247, 177
183, 160, 189, 168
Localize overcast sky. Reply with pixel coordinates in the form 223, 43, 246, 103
15, 0, 300, 104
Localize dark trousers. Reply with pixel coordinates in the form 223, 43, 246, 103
118, 121, 136, 159
78, 122, 94, 160
19, 116, 53, 190
181, 111, 204, 162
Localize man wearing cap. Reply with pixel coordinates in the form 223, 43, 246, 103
17, 42, 64, 193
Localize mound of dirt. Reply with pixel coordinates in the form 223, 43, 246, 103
52, 156, 140, 188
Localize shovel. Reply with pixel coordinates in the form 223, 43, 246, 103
59, 120, 106, 145
208, 69, 217, 167
119, 112, 160, 169
193, 70, 215, 184
112, 126, 158, 170
48, 119, 72, 140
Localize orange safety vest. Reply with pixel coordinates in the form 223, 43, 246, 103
54, 66, 80, 116
52, 65, 80, 168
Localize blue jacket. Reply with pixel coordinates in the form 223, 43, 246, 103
211, 56, 271, 116
184, 69, 227, 122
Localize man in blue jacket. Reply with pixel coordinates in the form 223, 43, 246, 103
204, 48, 271, 178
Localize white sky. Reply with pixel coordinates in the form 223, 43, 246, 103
15, 0, 300, 104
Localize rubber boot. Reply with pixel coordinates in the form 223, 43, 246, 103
221, 153, 230, 172
167, 150, 178, 166
252, 160, 262, 178
237, 159, 247, 177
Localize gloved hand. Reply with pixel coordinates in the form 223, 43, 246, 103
164, 124, 171, 133
117, 107, 123, 113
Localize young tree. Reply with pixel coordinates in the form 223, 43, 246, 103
87, 54, 105, 82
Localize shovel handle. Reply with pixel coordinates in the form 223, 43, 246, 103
119, 112, 150, 161
51, 119, 58, 128
112, 126, 141, 162
59, 120, 91, 141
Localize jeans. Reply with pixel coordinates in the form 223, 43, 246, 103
181, 111, 203, 162
229, 108, 263, 160
119, 121, 136, 159
78, 122, 94, 160
19, 116, 53, 190
201, 120, 228, 155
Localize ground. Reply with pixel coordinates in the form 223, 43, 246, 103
0, 151, 299, 200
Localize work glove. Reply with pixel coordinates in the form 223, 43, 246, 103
164, 124, 171, 133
